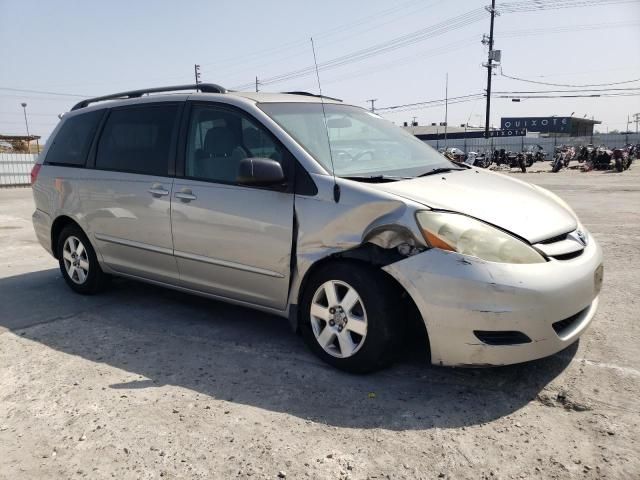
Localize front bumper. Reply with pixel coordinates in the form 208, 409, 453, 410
383, 238, 603, 366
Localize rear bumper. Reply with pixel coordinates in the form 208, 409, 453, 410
32, 208, 53, 256
383, 238, 603, 367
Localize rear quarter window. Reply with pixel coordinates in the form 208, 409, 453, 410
45, 110, 104, 166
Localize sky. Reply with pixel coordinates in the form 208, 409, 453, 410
1, 0, 639, 141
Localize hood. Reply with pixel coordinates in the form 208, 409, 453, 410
369, 169, 576, 244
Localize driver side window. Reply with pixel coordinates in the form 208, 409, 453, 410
185, 105, 284, 184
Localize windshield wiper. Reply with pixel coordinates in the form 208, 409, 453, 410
417, 167, 464, 177
342, 175, 410, 183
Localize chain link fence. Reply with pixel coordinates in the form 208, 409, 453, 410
423, 133, 640, 157
0, 153, 38, 187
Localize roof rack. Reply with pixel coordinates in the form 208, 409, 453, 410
71, 83, 227, 110
281, 91, 342, 102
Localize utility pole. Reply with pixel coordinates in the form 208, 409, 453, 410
444, 72, 449, 148
483, 0, 499, 138
366, 99, 377, 113
633, 112, 640, 134
255, 76, 260, 93
194, 64, 201, 91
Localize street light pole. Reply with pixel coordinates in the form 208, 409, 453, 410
21, 102, 30, 137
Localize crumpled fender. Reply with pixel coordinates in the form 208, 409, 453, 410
287, 174, 427, 327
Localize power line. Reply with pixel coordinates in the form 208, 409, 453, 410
0, 87, 90, 98
498, 0, 640, 13
377, 93, 486, 113
500, 70, 640, 88
500, 20, 640, 38
495, 92, 640, 99
232, 8, 488, 89
493, 87, 640, 94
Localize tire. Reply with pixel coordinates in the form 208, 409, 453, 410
552, 159, 562, 173
56, 224, 109, 294
299, 262, 404, 373
615, 159, 623, 172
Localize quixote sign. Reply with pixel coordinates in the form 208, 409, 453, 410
501, 117, 571, 133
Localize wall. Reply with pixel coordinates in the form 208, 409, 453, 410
0, 153, 38, 187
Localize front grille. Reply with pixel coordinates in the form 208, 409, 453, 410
552, 308, 587, 336
535, 229, 585, 260
538, 232, 570, 244
552, 251, 583, 261
474, 330, 532, 346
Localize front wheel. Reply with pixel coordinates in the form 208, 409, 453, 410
300, 262, 403, 373
615, 158, 623, 172
56, 224, 109, 294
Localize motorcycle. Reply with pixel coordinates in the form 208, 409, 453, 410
444, 147, 466, 162
612, 147, 632, 172
466, 151, 491, 168
523, 145, 545, 166
551, 149, 566, 173
578, 144, 595, 163
506, 151, 526, 172
593, 146, 613, 170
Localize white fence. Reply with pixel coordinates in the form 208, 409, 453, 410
422, 133, 640, 156
0, 153, 38, 187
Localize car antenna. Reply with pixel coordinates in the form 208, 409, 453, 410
311, 37, 340, 203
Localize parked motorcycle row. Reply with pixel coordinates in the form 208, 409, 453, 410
443, 145, 547, 173
572, 143, 638, 173
442, 143, 638, 173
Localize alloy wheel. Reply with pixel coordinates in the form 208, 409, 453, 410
62, 235, 90, 284
310, 280, 368, 358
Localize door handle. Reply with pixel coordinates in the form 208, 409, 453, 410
148, 185, 169, 197
175, 189, 197, 202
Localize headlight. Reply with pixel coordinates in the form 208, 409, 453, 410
416, 211, 546, 264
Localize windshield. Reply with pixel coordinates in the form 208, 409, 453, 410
259, 102, 454, 177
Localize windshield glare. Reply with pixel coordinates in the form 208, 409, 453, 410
259, 103, 454, 178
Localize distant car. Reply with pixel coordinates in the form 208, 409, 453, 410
31, 84, 603, 372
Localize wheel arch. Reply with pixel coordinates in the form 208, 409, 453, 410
293, 243, 430, 360
50, 215, 91, 259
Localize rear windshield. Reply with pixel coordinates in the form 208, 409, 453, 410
259, 102, 453, 177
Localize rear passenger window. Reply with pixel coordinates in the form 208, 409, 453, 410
96, 104, 178, 176
45, 110, 103, 166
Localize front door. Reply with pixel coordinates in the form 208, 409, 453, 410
171, 103, 294, 310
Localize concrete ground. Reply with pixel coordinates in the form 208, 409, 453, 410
1, 162, 639, 479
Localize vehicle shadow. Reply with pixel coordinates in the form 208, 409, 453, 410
0, 268, 577, 431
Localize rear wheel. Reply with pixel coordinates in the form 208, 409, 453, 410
615, 158, 623, 172
56, 224, 108, 294
300, 262, 403, 373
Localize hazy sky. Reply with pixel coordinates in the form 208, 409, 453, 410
1, 0, 639, 141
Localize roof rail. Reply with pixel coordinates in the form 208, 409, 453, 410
282, 91, 342, 102
71, 83, 227, 110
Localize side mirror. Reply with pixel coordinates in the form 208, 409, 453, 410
237, 157, 285, 187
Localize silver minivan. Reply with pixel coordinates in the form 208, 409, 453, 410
31, 84, 603, 373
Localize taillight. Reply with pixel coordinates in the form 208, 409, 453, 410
30, 164, 42, 185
